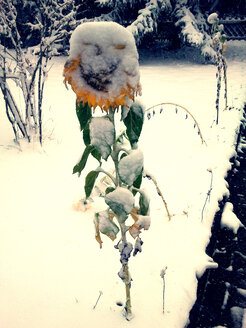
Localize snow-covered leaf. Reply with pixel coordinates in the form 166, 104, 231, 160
118, 149, 143, 186
90, 117, 115, 160
94, 211, 119, 242
123, 102, 144, 147
105, 187, 134, 222
84, 170, 100, 198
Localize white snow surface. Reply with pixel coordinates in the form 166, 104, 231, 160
0, 40, 246, 328
67, 21, 140, 102
221, 202, 244, 234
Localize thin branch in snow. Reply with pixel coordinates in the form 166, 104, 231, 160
201, 169, 213, 222
143, 170, 171, 221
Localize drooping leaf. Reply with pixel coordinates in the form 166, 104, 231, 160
90, 117, 115, 160
91, 149, 102, 163
83, 122, 91, 145
76, 101, 92, 131
94, 217, 103, 248
84, 170, 99, 198
139, 190, 150, 216
132, 169, 143, 195
123, 102, 144, 147
73, 145, 94, 176
94, 211, 119, 242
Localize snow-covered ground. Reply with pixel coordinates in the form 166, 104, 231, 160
0, 41, 245, 328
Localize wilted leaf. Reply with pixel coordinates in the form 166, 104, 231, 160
95, 211, 119, 241
94, 218, 103, 248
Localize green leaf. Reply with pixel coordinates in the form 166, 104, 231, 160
220, 35, 226, 43
132, 169, 143, 195
139, 191, 150, 216
76, 101, 92, 131
123, 102, 144, 147
91, 149, 102, 163
120, 153, 127, 160
73, 145, 94, 176
84, 170, 99, 198
83, 122, 91, 145
105, 187, 115, 194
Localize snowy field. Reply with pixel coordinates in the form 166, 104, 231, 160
0, 41, 246, 328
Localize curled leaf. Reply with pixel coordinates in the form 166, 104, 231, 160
94, 211, 119, 243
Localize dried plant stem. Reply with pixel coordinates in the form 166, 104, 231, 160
201, 170, 213, 221
144, 172, 171, 220
123, 262, 132, 318
222, 57, 228, 111
145, 102, 205, 144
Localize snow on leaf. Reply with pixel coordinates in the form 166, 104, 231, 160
105, 187, 134, 222
118, 149, 143, 186
90, 117, 115, 160
207, 13, 219, 25
94, 210, 119, 242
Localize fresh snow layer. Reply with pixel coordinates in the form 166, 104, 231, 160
0, 40, 245, 328
221, 202, 244, 234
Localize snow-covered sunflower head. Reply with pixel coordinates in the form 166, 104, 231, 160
63, 21, 141, 112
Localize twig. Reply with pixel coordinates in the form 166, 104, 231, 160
144, 170, 171, 220
201, 170, 213, 221
145, 102, 205, 144
160, 267, 167, 314
93, 290, 103, 310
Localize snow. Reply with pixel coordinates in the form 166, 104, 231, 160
207, 13, 219, 25
0, 40, 246, 328
221, 202, 244, 234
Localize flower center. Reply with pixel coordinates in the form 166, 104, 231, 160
80, 62, 119, 92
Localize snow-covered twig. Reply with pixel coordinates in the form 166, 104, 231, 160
143, 170, 171, 221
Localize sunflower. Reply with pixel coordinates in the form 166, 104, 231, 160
63, 21, 141, 112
